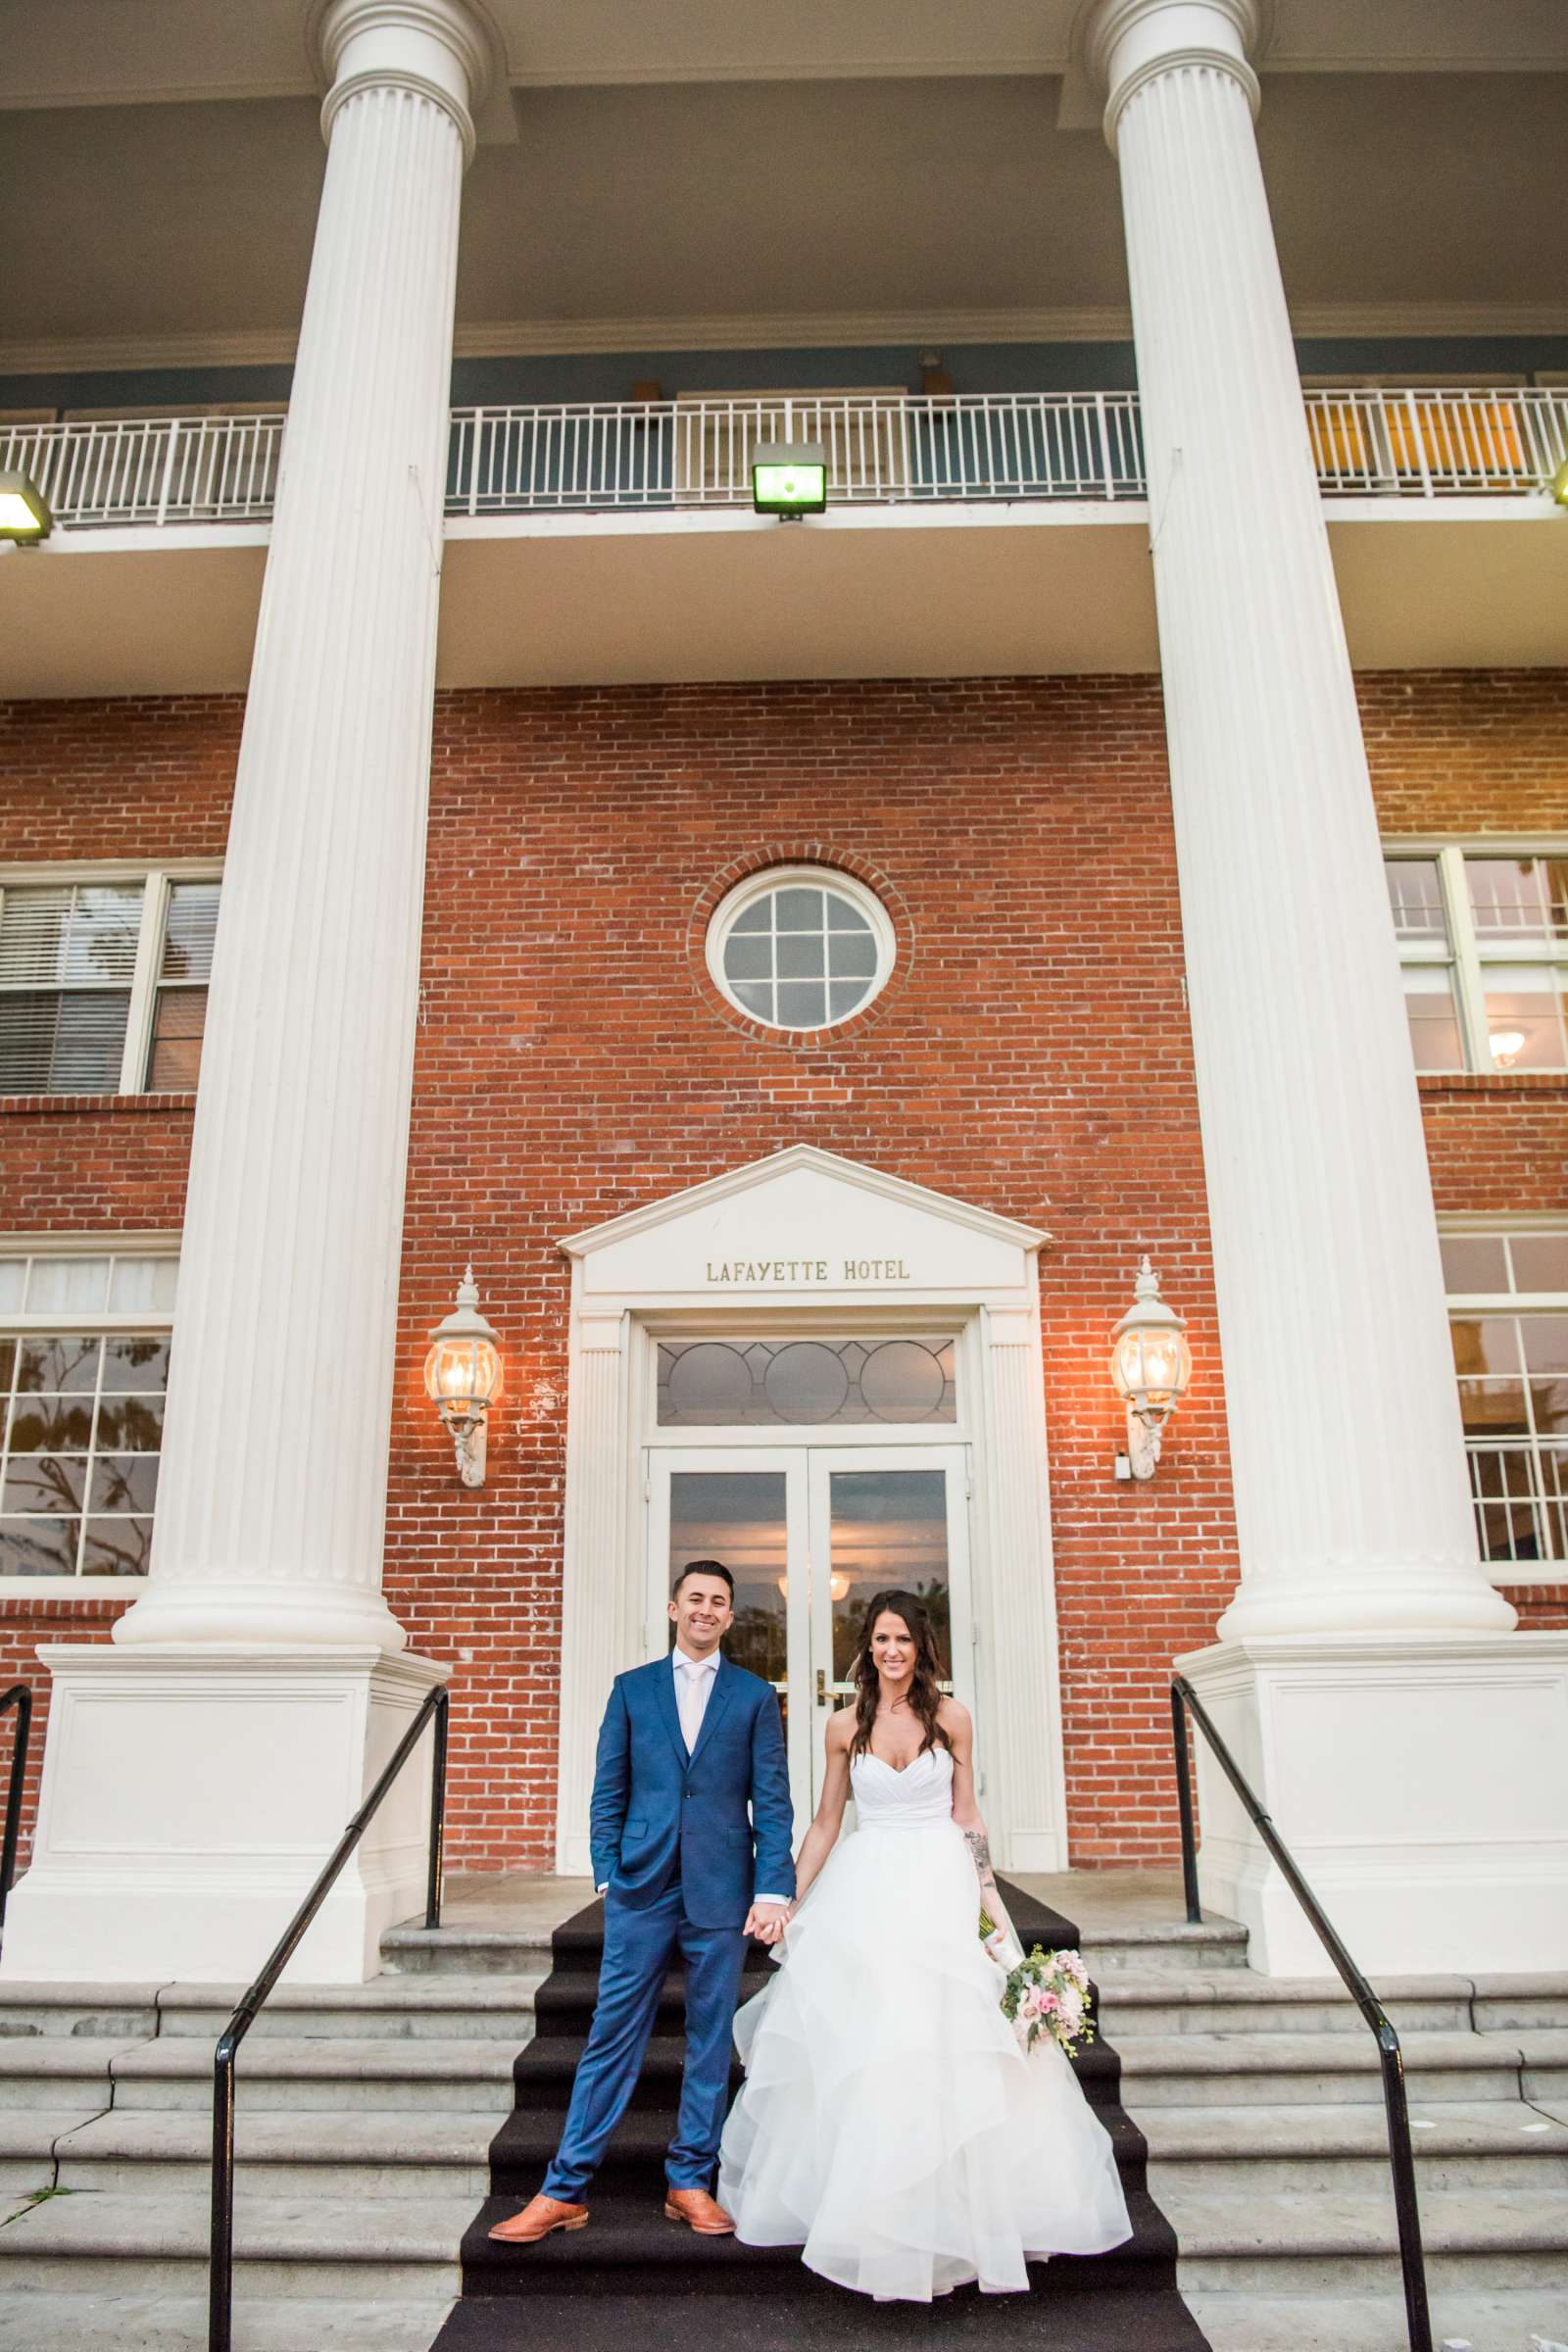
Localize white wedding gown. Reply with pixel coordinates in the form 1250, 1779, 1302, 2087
717, 1745, 1133, 2301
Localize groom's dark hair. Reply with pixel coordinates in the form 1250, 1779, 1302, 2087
672, 1558, 735, 1599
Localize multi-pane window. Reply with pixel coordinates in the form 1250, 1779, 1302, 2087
1442, 1223, 1568, 1573
0, 1247, 177, 1581
707, 867, 895, 1032
1386, 847, 1568, 1072
0, 871, 220, 1096
658, 1335, 957, 1428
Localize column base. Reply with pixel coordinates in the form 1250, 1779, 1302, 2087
1177, 1630, 1568, 1978
1, 1643, 448, 1985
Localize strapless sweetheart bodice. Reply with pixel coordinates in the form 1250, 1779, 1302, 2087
849, 1741, 956, 1829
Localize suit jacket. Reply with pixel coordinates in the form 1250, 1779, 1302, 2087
588, 1652, 796, 1929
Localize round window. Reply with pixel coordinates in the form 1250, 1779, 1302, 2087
707, 866, 895, 1032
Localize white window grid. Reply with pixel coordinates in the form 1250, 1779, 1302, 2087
0, 1239, 178, 1590
706, 864, 896, 1033
1384, 839, 1568, 1073
1441, 1217, 1568, 1583
0, 861, 222, 1097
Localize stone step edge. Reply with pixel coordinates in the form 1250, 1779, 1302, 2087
1098, 1970, 1568, 2005
0, 1975, 544, 2011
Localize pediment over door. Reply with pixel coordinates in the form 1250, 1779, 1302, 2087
560, 1146, 1049, 1305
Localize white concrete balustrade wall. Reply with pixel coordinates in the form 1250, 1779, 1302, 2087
1084, 0, 1568, 1975
1, 0, 493, 1984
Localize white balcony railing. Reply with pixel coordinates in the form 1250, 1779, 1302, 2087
1467, 1436, 1568, 1570
2, 387, 1565, 532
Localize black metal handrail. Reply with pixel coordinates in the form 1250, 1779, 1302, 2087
0, 1682, 32, 1929
210, 1681, 449, 2352
1170, 1677, 1432, 2352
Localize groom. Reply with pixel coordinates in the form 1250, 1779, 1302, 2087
490, 1559, 796, 2243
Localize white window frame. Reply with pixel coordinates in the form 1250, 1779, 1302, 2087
0, 1231, 179, 1594
0, 859, 222, 1098
706, 864, 897, 1033
1440, 1210, 1568, 1587
1384, 836, 1568, 1074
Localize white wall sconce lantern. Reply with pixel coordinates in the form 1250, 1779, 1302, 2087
752, 442, 827, 518
1110, 1255, 1192, 1481
0, 471, 52, 544
423, 1267, 502, 1488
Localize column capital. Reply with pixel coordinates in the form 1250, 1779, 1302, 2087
312, 0, 496, 162
1082, 0, 1264, 148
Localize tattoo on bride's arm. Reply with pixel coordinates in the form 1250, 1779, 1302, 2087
963, 1830, 992, 1871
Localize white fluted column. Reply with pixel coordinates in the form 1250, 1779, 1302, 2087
1088, 0, 1510, 1642
116, 0, 489, 1650
1, 0, 489, 1983
1081, 0, 1568, 1983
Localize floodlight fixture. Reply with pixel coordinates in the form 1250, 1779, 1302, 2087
0, 472, 52, 544
752, 442, 827, 519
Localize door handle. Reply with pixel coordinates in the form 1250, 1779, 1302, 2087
816, 1668, 826, 1704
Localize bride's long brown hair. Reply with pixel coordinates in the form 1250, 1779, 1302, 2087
850, 1589, 952, 1759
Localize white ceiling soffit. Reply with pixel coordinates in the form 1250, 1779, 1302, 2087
3, 0, 1567, 114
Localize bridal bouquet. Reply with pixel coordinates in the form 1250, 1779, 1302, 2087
980, 1922, 1096, 2058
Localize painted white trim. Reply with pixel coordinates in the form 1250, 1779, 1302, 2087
560, 1144, 1051, 1261
3, 302, 1566, 375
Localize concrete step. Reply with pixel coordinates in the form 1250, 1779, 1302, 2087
1143, 2098, 1568, 2195
1167, 2184, 1568, 2294
1100, 1968, 1568, 2039
51, 2107, 498, 2200
380, 1924, 556, 1978
107, 2034, 523, 2114
1118, 2027, 1559, 2107
1100, 1971, 1476, 2037
1073, 1919, 1251, 1974
152, 1973, 541, 2040
0, 2188, 475, 2299
0, 2289, 457, 2352
1183, 2284, 1568, 2352
0, 1987, 164, 2040
0, 2041, 137, 2109
0, 1974, 539, 2043
1472, 1975, 1568, 2032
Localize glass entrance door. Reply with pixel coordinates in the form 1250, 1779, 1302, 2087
647, 1445, 972, 1829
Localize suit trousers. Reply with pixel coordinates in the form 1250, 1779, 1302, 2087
543, 1880, 750, 2197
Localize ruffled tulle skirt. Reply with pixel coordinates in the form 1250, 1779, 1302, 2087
716, 1815, 1133, 2301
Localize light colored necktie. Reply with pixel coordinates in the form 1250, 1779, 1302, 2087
676, 1657, 710, 1751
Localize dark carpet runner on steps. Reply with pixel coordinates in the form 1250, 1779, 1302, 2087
430, 1883, 1212, 2352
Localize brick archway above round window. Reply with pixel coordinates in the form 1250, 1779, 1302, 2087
688, 847, 913, 1047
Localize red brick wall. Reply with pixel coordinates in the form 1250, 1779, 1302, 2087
389, 677, 1236, 1869
0, 675, 1563, 1873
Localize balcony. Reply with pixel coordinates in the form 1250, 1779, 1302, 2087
2, 389, 1565, 696
5, 387, 1566, 528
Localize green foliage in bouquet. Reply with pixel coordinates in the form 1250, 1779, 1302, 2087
984, 1935, 1096, 2057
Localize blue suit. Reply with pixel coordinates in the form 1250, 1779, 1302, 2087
543, 1651, 796, 2198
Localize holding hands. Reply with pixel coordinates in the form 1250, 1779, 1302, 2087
745, 1899, 793, 1946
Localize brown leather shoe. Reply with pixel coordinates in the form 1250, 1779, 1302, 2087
487, 2193, 589, 2244
662, 2186, 736, 2234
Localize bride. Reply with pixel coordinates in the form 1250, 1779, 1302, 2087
717, 1587, 1133, 2302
